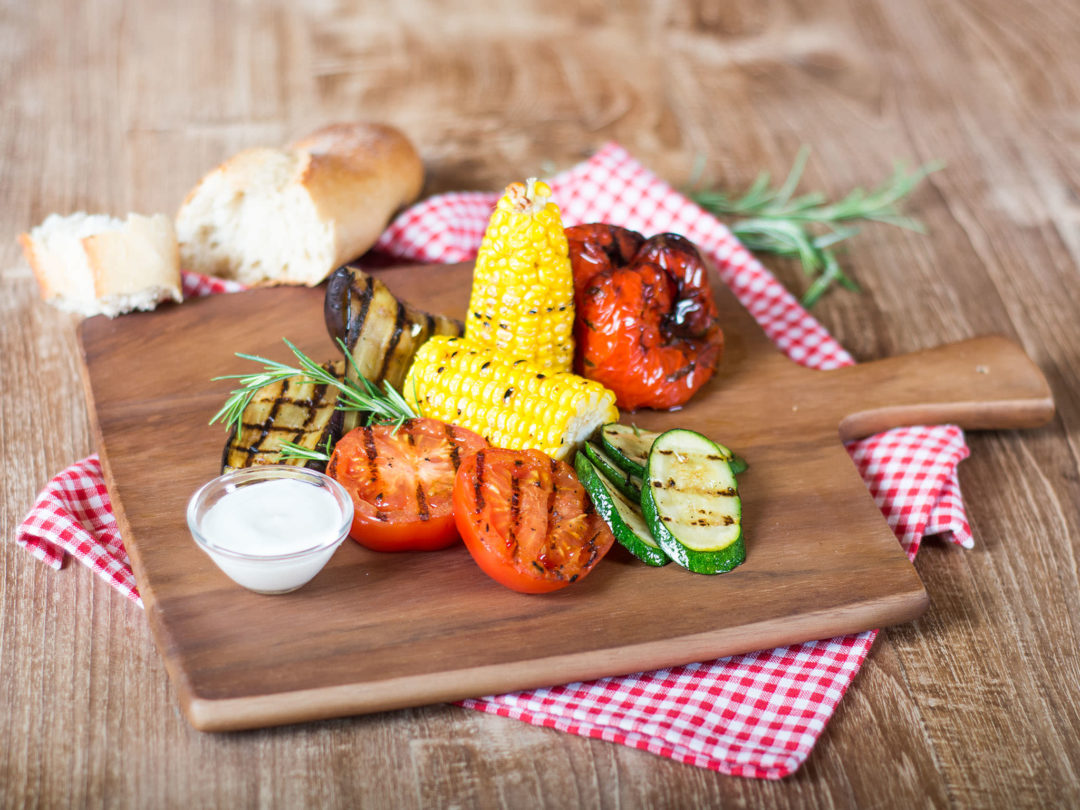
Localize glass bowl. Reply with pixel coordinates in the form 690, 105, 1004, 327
186, 466, 354, 594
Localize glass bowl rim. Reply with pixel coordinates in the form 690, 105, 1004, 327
187, 466, 354, 562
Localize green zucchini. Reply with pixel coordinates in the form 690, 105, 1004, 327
599, 423, 657, 476
727, 454, 749, 476
602, 422, 748, 477
582, 441, 642, 501
640, 429, 745, 575
574, 452, 669, 567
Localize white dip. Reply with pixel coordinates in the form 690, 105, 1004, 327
197, 478, 345, 593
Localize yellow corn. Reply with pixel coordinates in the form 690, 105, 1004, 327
404, 336, 618, 461
465, 178, 575, 372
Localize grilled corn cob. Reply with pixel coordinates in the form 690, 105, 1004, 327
404, 336, 618, 461
465, 178, 575, 371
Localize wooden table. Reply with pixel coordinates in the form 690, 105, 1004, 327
3, 0, 1077, 805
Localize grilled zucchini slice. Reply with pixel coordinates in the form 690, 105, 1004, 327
575, 452, 668, 567
640, 429, 745, 575
582, 441, 642, 501
602, 422, 747, 476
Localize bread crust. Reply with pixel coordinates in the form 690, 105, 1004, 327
18, 231, 55, 300
295, 123, 424, 275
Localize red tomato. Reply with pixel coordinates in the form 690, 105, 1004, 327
452, 448, 616, 593
328, 418, 488, 552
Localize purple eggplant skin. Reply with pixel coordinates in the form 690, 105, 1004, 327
324, 264, 359, 347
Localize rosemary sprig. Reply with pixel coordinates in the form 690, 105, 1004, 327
209, 338, 417, 437
690, 147, 943, 307
277, 439, 332, 465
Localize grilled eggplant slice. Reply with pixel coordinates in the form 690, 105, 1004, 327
221, 359, 346, 474
324, 263, 464, 392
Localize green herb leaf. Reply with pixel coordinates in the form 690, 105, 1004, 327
278, 440, 332, 464
691, 149, 943, 306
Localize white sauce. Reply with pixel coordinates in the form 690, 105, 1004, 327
202, 478, 342, 556
196, 478, 346, 594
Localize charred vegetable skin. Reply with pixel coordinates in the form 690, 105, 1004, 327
221, 360, 346, 473
453, 447, 616, 593
404, 335, 618, 461
566, 223, 644, 306
329, 418, 488, 552
324, 263, 464, 395
566, 225, 724, 411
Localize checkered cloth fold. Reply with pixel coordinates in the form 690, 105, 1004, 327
15, 143, 971, 779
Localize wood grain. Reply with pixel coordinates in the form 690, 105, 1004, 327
3, 0, 1079, 805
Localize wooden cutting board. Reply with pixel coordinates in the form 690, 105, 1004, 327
77, 262, 1053, 732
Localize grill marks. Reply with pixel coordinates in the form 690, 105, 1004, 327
346, 272, 375, 354
329, 264, 465, 394
443, 421, 462, 472
508, 469, 522, 552
284, 378, 331, 449
242, 383, 286, 465
360, 425, 390, 522
543, 457, 559, 571
472, 449, 487, 513
376, 300, 408, 383
221, 360, 345, 473
404, 421, 431, 522
648, 469, 738, 530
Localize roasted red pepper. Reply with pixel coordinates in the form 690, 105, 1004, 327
566, 225, 723, 411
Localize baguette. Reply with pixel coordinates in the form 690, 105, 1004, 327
175, 122, 423, 287
19, 212, 183, 318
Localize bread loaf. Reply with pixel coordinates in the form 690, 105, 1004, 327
19, 212, 183, 318
175, 122, 423, 287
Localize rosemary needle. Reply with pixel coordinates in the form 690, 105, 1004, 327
690, 147, 944, 307
277, 439, 332, 465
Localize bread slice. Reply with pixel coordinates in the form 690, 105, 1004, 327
19, 212, 183, 318
175, 122, 424, 287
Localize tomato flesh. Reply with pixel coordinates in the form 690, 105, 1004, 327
328, 418, 488, 552
453, 448, 615, 593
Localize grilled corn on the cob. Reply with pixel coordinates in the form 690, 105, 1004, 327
465, 178, 575, 371
404, 336, 618, 460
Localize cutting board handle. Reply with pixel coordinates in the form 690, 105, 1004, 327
830, 335, 1054, 441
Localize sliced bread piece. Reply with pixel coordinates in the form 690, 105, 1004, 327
19, 212, 182, 318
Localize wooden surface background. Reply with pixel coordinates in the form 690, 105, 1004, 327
2, 0, 1078, 806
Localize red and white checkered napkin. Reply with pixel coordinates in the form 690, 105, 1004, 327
15, 143, 971, 779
